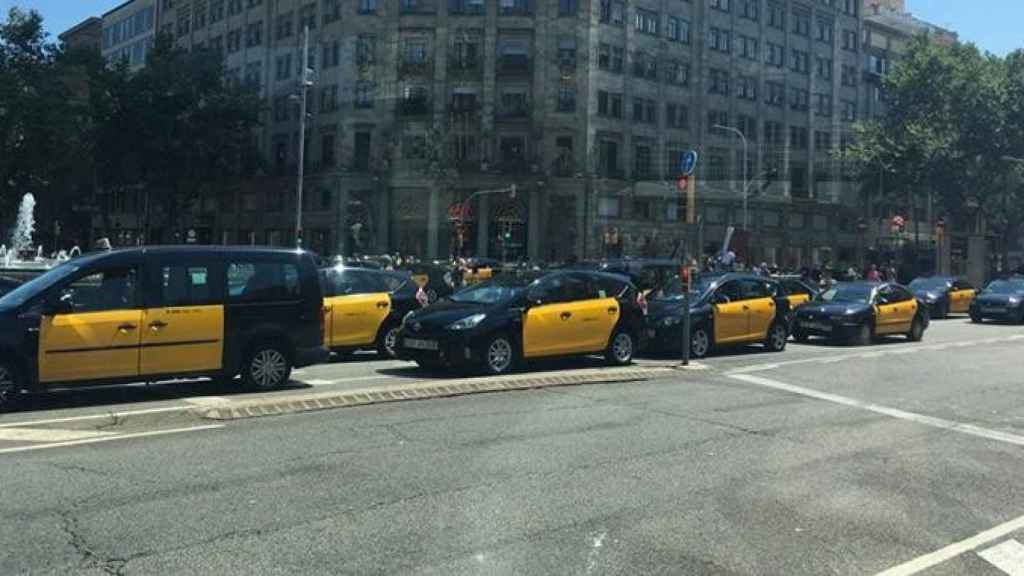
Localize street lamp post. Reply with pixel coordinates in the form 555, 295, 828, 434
712, 124, 749, 230
292, 26, 314, 249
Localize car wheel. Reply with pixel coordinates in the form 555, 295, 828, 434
765, 323, 788, 353
605, 329, 635, 366
0, 360, 22, 412
908, 316, 925, 342
482, 333, 516, 375
690, 326, 712, 359
854, 323, 873, 346
376, 322, 402, 359
792, 328, 809, 343
242, 344, 292, 391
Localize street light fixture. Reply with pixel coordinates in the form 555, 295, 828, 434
712, 124, 749, 230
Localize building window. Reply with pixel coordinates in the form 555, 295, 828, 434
227, 29, 242, 53
244, 62, 261, 89
634, 9, 659, 35
356, 35, 376, 66
816, 57, 833, 80
708, 27, 731, 53
324, 0, 342, 22
738, 114, 757, 142
597, 196, 620, 217
499, 0, 532, 16
321, 84, 339, 112
710, 0, 730, 13
842, 29, 857, 51
739, 35, 758, 60
708, 68, 729, 95
359, 0, 378, 14
598, 43, 610, 69
211, 0, 225, 22
841, 99, 857, 121
766, 42, 784, 68
792, 10, 810, 36
666, 60, 689, 86
764, 121, 783, 146
816, 19, 834, 44
355, 82, 375, 108
558, 37, 576, 70
321, 133, 336, 167
611, 46, 624, 72
246, 21, 262, 46
841, 64, 858, 87
557, 85, 576, 112
765, 81, 784, 107
276, 54, 292, 80
789, 126, 808, 150
791, 49, 809, 74
665, 103, 689, 129
559, 0, 576, 16
738, 76, 757, 101
228, 0, 243, 16
790, 87, 809, 111
767, 2, 784, 29
323, 40, 341, 68
815, 92, 832, 117
634, 144, 652, 179
451, 36, 481, 70
815, 130, 832, 150
707, 109, 728, 132
599, 0, 625, 25
740, 0, 758, 20
277, 12, 293, 39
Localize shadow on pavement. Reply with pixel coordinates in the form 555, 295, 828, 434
12, 378, 313, 415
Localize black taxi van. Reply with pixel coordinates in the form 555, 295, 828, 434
0, 246, 328, 409
645, 273, 791, 358
396, 270, 645, 375
321, 266, 426, 358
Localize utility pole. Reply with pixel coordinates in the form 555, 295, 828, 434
294, 26, 313, 249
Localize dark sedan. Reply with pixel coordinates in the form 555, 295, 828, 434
792, 282, 929, 345
908, 276, 976, 319
969, 277, 1024, 323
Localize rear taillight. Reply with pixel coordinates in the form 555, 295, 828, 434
636, 291, 648, 316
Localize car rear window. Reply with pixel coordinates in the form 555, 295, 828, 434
228, 261, 301, 302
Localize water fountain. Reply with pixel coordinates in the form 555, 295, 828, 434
1, 193, 69, 277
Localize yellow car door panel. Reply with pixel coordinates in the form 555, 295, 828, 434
140, 306, 224, 376
563, 297, 620, 354
714, 302, 748, 344
523, 303, 576, 358
787, 294, 810, 307
747, 297, 777, 340
953, 289, 976, 313
38, 310, 143, 383
874, 303, 901, 334
326, 293, 391, 347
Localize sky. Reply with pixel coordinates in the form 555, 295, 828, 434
3, 0, 1022, 56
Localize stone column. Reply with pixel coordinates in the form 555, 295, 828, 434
967, 235, 986, 288
427, 187, 440, 258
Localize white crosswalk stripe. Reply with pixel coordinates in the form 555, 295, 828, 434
0, 427, 117, 443
979, 539, 1024, 576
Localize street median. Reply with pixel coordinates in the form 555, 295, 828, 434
192, 366, 675, 421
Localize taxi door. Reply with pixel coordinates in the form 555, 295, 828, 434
874, 286, 904, 334
784, 281, 813, 307
567, 274, 620, 354
742, 279, 778, 341
139, 259, 225, 377
523, 275, 586, 358
38, 266, 142, 384
325, 270, 391, 347
712, 281, 749, 344
893, 287, 918, 331
951, 281, 976, 313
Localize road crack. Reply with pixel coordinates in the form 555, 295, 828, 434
59, 508, 129, 575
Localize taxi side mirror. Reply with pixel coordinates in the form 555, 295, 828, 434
43, 292, 74, 316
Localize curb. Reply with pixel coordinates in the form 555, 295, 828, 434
193, 366, 675, 421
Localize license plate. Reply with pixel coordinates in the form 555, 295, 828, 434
982, 307, 1005, 315
801, 321, 832, 332
404, 338, 438, 351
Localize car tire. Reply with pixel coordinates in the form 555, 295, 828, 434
0, 360, 23, 413
792, 328, 809, 343
605, 329, 635, 366
376, 321, 402, 359
765, 322, 788, 353
482, 333, 517, 376
854, 323, 873, 346
690, 325, 712, 359
908, 316, 925, 342
242, 343, 292, 391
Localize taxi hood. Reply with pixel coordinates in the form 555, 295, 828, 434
408, 299, 493, 329
796, 301, 871, 317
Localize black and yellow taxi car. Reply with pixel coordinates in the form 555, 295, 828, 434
792, 282, 929, 345
645, 273, 791, 358
775, 277, 820, 307
908, 276, 976, 319
0, 246, 329, 410
969, 276, 1024, 323
396, 270, 645, 374
321, 266, 426, 358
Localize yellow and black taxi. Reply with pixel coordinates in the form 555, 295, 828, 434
645, 273, 791, 358
0, 246, 329, 410
775, 276, 820, 308
321, 266, 427, 358
792, 282, 929, 345
969, 276, 1024, 323
908, 276, 976, 319
395, 270, 645, 374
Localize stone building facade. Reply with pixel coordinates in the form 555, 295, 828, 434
71, 0, 951, 267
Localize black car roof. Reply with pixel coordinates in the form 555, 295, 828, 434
68, 246, 314, 267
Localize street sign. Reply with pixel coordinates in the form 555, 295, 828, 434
677, 175, 689, 192
681, 150, 699, 176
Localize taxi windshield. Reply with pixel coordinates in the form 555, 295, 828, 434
651, 275, 716, 301
983, 279, 1024, 294
0, 262, 81, 308
449, 277, 532, 305
909, 278, 951, 291
819, 284, 874, 304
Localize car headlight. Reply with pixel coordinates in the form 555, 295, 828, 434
447, 313, 486, 330
662, 316, 681, 327
1010, 297, 1021, 306
402, 311, 415, 327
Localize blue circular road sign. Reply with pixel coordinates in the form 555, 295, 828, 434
681, 150, 699, 176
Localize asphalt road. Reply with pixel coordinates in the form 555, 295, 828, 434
3, 317, 1024, 575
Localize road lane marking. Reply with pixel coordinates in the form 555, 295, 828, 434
874, 517, 1024, 576
979, 539, 1024, 576
729, 373, 1024, 447
0, 428, 117, 443
0, 424, 225, 455
0, 406, 190, 429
